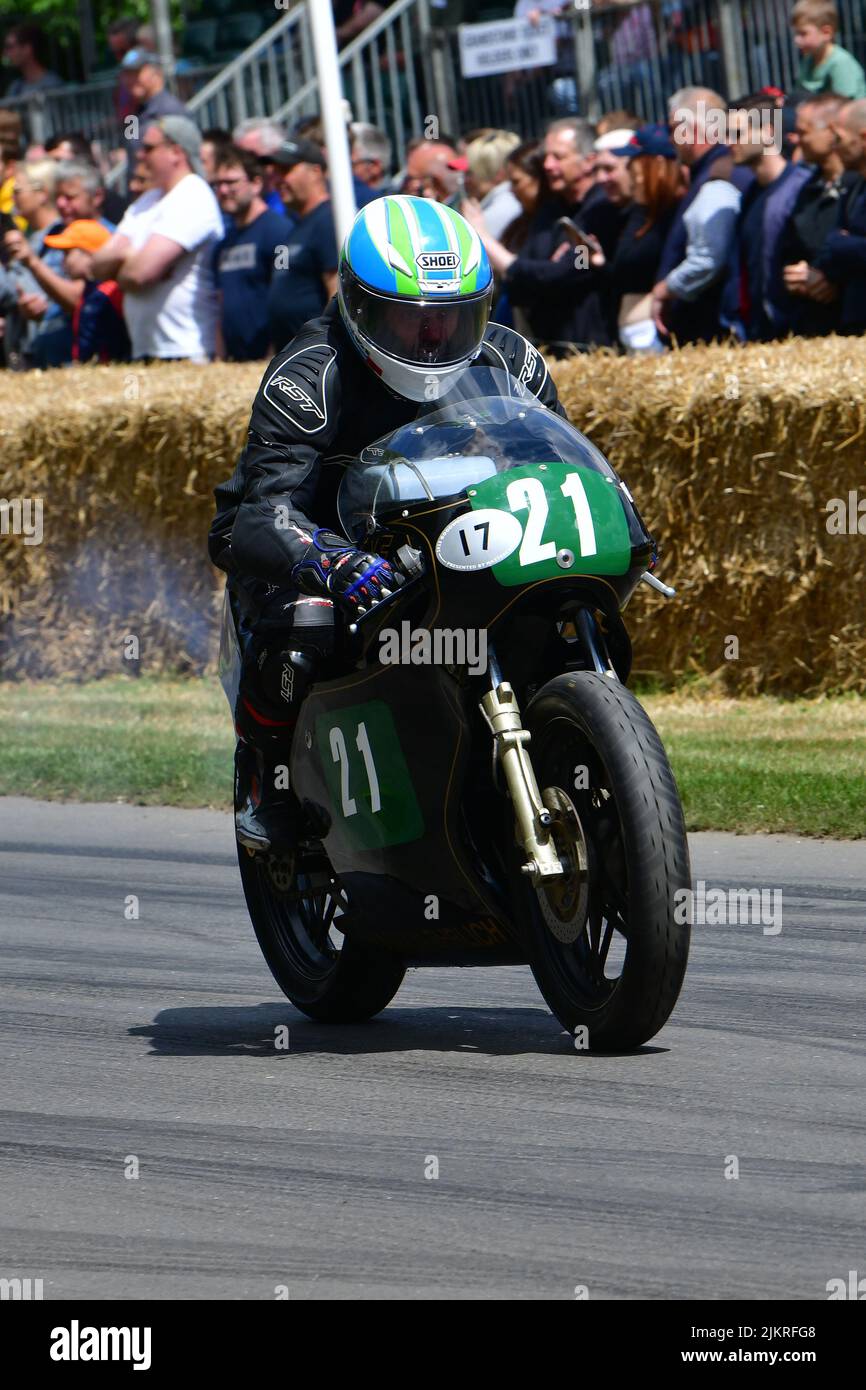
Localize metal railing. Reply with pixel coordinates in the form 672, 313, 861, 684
0, 77, 119, 149
1, 63, 222, 151
6, 1, 866, 167
187, 0, 440, 155
575, 0, 728, 123
186, 4, 309, 131
449, 0, 866, 133
271, 0, 437, 154
440, 2, 731, 136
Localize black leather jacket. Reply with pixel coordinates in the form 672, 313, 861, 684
209, 300, 566, 584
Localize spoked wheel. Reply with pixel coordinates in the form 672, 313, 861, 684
238, 841, 406, 1022
520, 672, 691, 1050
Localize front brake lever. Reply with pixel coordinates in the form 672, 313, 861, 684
346, 570, 423, 634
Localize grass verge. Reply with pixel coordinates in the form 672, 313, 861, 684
0, 677, 862, 838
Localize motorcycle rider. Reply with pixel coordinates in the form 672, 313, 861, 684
209, 194, 567, 852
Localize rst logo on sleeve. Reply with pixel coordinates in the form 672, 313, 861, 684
269, 376, 325, 421
263, 346, 336, 433
519, 342, 539, 386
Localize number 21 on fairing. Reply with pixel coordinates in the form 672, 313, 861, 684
329, 721, 380, 817
506, 472, 597, 564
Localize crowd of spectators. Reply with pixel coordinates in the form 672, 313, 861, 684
3, 1, 866, 368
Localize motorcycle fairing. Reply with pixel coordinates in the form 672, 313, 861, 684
292, 659, 526, 964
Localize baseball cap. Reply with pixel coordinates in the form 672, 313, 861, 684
268, 137, 325, 169
609, 123, 679, 160
120, 48, 162, 70
594, 128, 641, 153
43, 219, 112, 254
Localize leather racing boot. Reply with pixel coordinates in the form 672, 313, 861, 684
233, 646, 317, 854
234, 733, 305, 855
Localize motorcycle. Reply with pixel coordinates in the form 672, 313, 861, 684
220, 367, 690, 1050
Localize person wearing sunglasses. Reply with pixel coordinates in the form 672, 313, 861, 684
91, 116, 223, 362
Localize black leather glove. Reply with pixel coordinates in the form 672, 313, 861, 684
292, 530, 402, 617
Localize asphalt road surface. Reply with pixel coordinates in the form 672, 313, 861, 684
1, 797, 864, 1301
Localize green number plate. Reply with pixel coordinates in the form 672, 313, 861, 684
468, 462, 632, 586
315, 700, 424, 850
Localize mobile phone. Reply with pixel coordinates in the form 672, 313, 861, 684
0, 210, 16, 267
556, 216, 602, 256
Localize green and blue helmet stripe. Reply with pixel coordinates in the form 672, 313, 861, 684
342, 195, 491, 299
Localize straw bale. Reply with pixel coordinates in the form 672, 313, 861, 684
552, 337, 866, 694
0, 340, 863, 694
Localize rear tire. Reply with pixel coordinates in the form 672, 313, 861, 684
520, 672, 691, 1050
238, 842, 406, 1023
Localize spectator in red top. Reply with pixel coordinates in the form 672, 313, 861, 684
42, 219, 130, 363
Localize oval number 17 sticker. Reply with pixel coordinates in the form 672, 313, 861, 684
435, 508, 523, 572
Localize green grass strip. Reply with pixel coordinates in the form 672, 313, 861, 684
0, 678, 862, 837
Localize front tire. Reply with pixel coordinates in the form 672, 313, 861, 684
520, 673, 691, 1050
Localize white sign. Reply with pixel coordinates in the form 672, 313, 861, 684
458, 16, 557, 80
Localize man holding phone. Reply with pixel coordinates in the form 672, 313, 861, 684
462, 117, 628, 352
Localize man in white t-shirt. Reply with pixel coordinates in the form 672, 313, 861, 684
92, 115, 223, 361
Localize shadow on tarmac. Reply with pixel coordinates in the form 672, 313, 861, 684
130, 1004, 668, 1060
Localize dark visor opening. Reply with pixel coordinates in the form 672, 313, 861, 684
342, 272, 491, 367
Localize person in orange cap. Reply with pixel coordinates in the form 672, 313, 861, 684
43, 219, 130, 363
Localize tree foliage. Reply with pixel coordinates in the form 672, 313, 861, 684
0, 1, 183, 53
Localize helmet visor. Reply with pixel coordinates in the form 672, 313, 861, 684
342, 272, 491, 368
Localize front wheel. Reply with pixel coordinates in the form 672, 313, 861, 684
520, 673, 691, 1050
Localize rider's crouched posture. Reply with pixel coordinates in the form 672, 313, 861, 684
208, 196, 566, 851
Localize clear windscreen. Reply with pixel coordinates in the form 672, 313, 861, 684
337, 366, 622, 540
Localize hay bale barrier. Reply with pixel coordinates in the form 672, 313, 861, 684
0, 361, 260, 682
0, 340, 863, 694
553, 338, 866, 694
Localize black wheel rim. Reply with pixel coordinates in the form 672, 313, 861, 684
531, 717, 630, 1011
247, 847, 350, 989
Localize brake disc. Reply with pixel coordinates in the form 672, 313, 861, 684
265, 853, 296, 895
535, 786, 590, 944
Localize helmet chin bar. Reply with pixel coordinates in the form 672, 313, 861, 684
378, 357, 472, 404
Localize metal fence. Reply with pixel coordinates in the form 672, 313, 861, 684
5, 1, 866, 159
0, 78, 119, 150
185, 7, 310, 132
1, 64, 221, 151
187, 0, 438, 166
449, 0, 866, 136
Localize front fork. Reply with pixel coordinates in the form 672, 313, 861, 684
479, 649, 564, 884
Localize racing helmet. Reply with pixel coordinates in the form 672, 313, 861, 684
338, 195, 494, 403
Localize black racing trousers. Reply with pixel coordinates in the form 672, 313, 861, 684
228, 577, 336, 749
